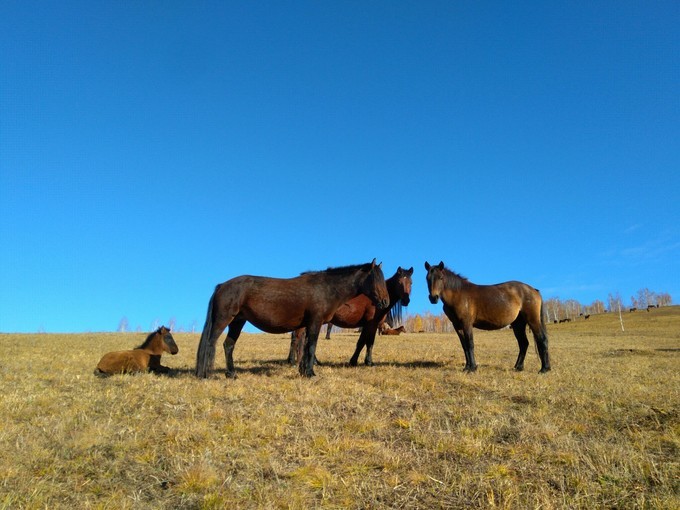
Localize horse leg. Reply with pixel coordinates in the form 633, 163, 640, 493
325, 323, 332, 340
148, 354, 169, 374
300, 322, 321, 377
223, 319, 246, 379
529, 321, 551, 373
457, 326, 477, 372
511, 317, 529, 371
362, 324, 379, 366
465, 327, 477, 372
455, 328, 473, 371
349, 334, 365, 366
288, 329, 302, 365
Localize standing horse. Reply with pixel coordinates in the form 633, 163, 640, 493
288, 266, 413, 366
195, 260, 389, 378
94, 326, 179, 377
424, 262, 550, 373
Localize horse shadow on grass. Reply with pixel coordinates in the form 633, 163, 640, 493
167, 358, 447, 378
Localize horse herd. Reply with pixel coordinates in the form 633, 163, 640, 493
95, 260, 551, 377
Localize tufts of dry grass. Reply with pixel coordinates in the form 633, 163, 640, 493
0, 307, 678, 508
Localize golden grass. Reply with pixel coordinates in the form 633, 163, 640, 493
0, 307, 678, 509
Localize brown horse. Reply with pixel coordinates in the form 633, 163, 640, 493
195, 260, 389, 378
424, 262, 550, 373
381, 325, 406, 336
94, 326, 179, 377
288, 266, 413, 366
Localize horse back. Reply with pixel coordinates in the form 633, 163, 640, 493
219, 274, 355, 333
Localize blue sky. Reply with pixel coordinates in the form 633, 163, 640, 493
1, 1, 678, 333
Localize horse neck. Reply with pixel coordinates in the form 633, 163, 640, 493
445, 270, 467, 292
385, 275, 401, 307
327, 269, 370, 303
142, 335, 166, 355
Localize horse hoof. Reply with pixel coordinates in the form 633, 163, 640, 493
349, 359, 358, 367
225, 372, 238, 379
514, 366, 525, 372
364, 361, 374, 367
539, 367, 551, 374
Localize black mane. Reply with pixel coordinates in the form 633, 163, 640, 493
301, 262, 373, 276
443, 266, 468, 290
136, 327, 165, 349
387, 301, 403, 327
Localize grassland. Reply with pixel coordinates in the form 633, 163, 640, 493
0, 307, 678, 509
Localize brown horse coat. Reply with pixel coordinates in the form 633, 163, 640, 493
288, 266, 413, 366
94, 326, 179, 377
196, 261, 389, 378
425, 261, 550, 373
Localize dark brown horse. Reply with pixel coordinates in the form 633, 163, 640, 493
288, 266, 413, 366
424, 262, 550, 373
195, 260, 389, 378
94, 326, 178, 377
381, 325, 406, 335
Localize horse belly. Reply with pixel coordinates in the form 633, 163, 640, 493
474, 319, 510, 331
331, 296, 373, 328
242, 305, 306, 334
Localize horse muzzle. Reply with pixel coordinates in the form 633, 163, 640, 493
429, 295, 440, 304
401, 296, 410, 306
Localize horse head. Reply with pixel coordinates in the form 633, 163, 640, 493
362, 259, 390, 310
395, 266, 413, 306
424, 261, 446, 304
158, 326, 179, 355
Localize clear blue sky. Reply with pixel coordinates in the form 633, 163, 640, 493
1, 1, 678, 333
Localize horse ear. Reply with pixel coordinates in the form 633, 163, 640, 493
407, 267, 414, 275
370, 258, 376, 268
424, 261, 431, 271
438, 261, 444, 269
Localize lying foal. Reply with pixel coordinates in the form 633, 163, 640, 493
94, 326, 179, 377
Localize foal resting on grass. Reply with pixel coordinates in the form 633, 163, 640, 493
94, 326, 179, 377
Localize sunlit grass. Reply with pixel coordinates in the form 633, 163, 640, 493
0, 307, 678, 508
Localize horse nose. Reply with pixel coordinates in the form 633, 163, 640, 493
429, 295, 439, 304
402, 296, 410, 306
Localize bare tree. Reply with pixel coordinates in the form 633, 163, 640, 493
117, 317, 129, 333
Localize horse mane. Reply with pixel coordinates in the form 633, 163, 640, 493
443, 266, 468, 290
387, 301, 403, 327
136, 327, 165, 349
301, 262, 374, 276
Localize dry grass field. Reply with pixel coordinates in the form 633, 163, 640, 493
1, 307, 678, 509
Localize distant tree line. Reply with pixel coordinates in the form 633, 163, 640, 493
117, 316, 198, 333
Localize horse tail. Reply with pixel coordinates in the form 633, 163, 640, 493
195, 284, 221, 378
539, 298, 548, 339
